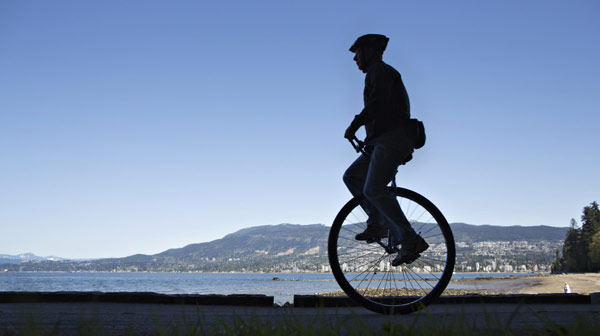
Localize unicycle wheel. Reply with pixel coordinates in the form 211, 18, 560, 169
328, 187, 455, 314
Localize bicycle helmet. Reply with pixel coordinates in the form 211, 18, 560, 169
349, 34, 389, 53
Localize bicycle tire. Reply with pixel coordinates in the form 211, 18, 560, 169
328, 187, 455, 314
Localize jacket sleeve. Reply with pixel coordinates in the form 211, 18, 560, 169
350, 65, 388, 129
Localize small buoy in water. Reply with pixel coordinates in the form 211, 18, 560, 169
272, 277, 280, 281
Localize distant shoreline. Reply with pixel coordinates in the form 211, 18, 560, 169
0, 270, 545, 275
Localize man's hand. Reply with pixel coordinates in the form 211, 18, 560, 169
344, 124, 358, 140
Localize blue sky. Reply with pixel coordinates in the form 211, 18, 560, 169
1, 1, 598, 259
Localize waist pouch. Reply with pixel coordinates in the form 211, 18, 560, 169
405, 118, 426, 149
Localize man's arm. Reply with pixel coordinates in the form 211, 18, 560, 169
344, 65, 388, 139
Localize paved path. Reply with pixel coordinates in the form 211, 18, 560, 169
1, 302, 600, 335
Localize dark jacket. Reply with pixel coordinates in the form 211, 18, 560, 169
350, 60, 410, 144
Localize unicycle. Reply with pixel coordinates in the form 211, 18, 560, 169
328, 138, 455, 314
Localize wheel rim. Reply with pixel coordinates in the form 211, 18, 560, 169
329, 188, 455, 313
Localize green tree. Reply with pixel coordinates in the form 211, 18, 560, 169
551, 249, 563, 273
588, 231, 600, 272
560, 202, 600, 273
562, 219, 585, 272
581, 201, 600, 270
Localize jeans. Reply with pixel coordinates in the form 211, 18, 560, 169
343, 128, 418, 245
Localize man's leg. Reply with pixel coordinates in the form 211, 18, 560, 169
362, 137, 418, 246
343, 154, 386, 239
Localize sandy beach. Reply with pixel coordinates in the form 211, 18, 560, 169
318, 273, 600, 297
447, 273, 600, 295
516, 273, 600, 295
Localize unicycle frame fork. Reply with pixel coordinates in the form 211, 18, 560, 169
376, 238, 398, 254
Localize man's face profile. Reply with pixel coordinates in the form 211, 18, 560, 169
353, 47, 373, 73
353, 48, 365, 73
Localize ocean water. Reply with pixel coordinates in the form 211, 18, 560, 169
0, 272, 536, 305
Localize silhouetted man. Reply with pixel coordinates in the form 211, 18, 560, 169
343, 34, 428, 266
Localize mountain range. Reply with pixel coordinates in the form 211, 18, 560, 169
0, 253, 67, 264
1, 223, 568, 272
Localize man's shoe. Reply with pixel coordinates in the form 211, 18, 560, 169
355, 225, 388, 243
391, 235, 429, 266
